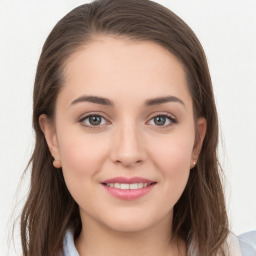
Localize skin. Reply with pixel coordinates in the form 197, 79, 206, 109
40, 36, 206, 256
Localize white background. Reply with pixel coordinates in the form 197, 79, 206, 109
0, 0, 255, 255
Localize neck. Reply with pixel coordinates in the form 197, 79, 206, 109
75, 213, 186, 256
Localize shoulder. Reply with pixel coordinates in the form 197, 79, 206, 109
221, 231, 256, 256
59, 229, 256, 256
238, 230, 256, 256
61, 229, 79, 256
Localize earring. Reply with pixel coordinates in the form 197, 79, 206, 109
53, 159, 61, 168
191, 161, 196, 169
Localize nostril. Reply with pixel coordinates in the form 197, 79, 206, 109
113, 156, 144, 167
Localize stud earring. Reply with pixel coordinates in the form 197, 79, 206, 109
193, 161, 196, 166
53, 159, 61, 168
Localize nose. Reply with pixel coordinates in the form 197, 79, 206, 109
110, 122, 147, 168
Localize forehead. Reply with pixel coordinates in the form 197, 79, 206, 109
59, 36, 192, 109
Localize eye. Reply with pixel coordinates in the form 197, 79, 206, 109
148, 114, 176, 127
79, 114, 107, 127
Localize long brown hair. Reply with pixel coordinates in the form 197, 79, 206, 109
20, 0, 229, 255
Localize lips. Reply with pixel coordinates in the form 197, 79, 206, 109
105, 182, 150, 190
101, 176, 156, 200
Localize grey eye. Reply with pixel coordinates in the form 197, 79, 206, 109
82, 115, 107, 127
88, 116, 102, 126
153, 116, 168, 126
148, 114, 176, 127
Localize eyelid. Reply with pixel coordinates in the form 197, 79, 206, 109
78, 112, 111, 128
146, 112, 177, 127
77, 111, 177, 128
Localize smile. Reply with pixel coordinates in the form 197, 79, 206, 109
101, 177, 156, 200
105, 182, 153, 190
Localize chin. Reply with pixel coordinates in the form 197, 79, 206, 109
106, 219, 151, 233
99, 210, 166, 233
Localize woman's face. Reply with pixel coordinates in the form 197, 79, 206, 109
41, 36, 206, 233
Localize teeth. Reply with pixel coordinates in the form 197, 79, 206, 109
106, 183, 151, 190
114, 183, 120, 189
129, 183, 138, 189
121, 184, 129, 189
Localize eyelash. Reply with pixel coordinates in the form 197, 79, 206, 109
79, 113, 109, 128
78, 113, 177, 128
147, 113, 177, 127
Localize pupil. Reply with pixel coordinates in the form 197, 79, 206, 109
89, 116, 101, 126
154, 116, 166, 126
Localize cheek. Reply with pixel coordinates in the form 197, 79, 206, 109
149, 132, 194, 199
57, 127, 107, 172
56, 130, 109, 192
57, 134, 110, 207
151, 134, 194, 173
59, 141, 97, 174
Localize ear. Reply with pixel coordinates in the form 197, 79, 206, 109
191, 117, 207, 168
39, 114, 62, 168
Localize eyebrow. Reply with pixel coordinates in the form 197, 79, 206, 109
71, 95, 114, 106
71, 95, 184, 107
145, 96, 185, 106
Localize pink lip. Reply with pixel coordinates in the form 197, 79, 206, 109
101, 176, 156, 200
101, 176, 154, 184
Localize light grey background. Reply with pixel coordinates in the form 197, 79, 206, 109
0, 0, 255, 255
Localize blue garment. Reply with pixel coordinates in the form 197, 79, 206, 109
239, 231, 256, 256
61, 229, 79, 256
62, 229, 256, 256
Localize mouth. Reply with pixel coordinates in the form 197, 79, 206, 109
101, 177, 157, 200
102, 182, 156, 190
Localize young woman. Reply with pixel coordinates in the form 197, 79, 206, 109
20, 0, 255, 255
